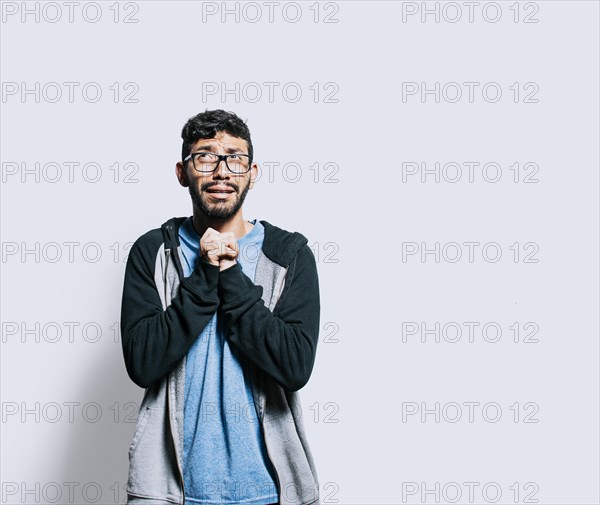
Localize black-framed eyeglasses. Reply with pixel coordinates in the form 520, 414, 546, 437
183, 151, 252, 174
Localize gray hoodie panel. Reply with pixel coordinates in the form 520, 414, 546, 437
126, 239, 320, 505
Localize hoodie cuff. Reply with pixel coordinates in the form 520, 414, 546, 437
180, 257, 220, 301
218, 261, 255, 301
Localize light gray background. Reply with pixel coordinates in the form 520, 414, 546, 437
1, 1, 599, 504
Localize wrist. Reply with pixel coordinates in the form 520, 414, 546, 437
201, 254, 220, 268
219, 259, 237, 272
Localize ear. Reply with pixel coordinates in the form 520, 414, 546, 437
248, 162, 259, 190
176, 161, 189, 187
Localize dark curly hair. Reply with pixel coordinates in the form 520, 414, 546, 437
180, 109, 253, 162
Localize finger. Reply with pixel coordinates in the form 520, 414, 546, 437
202, 239, 219, 254
201, 228, 220, 246
225, 247, 238, 258
224, 241, 239, 257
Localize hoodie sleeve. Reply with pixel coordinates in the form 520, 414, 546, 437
120, 233, 220, 388
217, 243, 320, 392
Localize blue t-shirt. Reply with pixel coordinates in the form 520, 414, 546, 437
178, 217, 279, 505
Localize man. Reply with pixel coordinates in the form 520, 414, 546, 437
120, 109, 321, 505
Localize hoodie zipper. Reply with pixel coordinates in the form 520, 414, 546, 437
164, 221, 186, 281
259, 399, 282, 504
265, 444, 281, 503
258, 253, 288, 504
163, 224, 187, 505
165, 218, 286, 505
265, 449, 281, 503
169, 414, 186, 505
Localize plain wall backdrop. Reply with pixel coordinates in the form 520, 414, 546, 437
1, 1, 599, 504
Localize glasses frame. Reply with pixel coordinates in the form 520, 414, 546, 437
183, 151, 253, 174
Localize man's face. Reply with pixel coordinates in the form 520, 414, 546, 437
177, 131, 257, 219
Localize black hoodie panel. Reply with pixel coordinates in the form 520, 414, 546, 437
120, 226, 221, 389
217, 241, 320, 392
120, 218, 320, 392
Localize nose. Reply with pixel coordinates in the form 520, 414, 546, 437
212, 159, 230, 179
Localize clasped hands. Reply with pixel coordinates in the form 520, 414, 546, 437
200, 227, 239, 272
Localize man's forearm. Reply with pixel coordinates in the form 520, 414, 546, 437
216, 245, 320, 391
121, 246, 221, 388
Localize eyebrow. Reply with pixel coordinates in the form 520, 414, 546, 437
193, 144, 244, 154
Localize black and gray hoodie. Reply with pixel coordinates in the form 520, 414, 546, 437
120, 216, 321, 505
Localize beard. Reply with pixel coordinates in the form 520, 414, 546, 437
189, 179, 251, 219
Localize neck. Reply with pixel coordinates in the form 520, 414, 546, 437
191, 208, 253, 240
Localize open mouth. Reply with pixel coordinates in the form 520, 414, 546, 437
205, 187, 235, 199
206, 186, 235, 194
